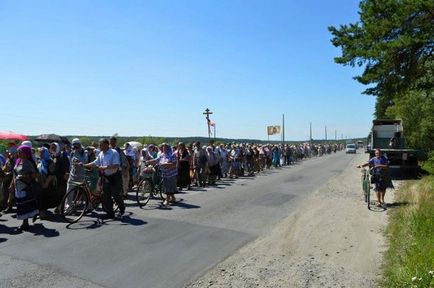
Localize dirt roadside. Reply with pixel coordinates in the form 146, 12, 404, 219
186, 153, 395, 288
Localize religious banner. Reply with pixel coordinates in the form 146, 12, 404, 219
267, 125, 281, 135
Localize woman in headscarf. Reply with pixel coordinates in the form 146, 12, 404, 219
36, 147, 57, 219
9, 145, 39, 230
206, 146, 219, 185
176, 142, 191, 190
38, 147, 56, 188
147, 143, 178, 206
217, 144, 229, 178
50, 142, 70, 210
139, 144, 157, 180
1, 149, 17, 213
272, 145, 281, 168
187, 144, 195, 184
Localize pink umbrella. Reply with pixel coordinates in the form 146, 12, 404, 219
0, 131, 28, 141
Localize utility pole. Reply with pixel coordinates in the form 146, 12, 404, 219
309, 122, 312, 142
282, 114, 285, 145
203, 108, 213, 141
325, 125, 327, 141
335, 129, 337, 141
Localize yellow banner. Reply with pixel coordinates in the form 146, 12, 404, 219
267, 125, 281, 135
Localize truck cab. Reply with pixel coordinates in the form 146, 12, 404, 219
368, 119, 419, 173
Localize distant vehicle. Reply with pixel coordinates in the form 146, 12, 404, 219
345, 143, 357, 154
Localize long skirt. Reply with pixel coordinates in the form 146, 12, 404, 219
15, 189, 38, 220
163, 176, 178, 194
38, 179, 66, 210
220, 160, 228, 175
177, 161, 191, 188
209, 164, 220, 177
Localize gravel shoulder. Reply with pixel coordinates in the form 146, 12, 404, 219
186, 153, 394, 288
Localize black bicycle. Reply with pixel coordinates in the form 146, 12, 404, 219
360, 167, 371, 209
135, 166, 165, 207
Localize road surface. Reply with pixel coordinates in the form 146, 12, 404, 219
0, 152, 356, 288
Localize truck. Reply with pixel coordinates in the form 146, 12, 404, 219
368, 119, 420, 174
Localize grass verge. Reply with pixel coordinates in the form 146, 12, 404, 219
382, 176, 434, 287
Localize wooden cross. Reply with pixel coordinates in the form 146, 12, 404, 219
203, 108, 213, 140
203, 108, 213, 120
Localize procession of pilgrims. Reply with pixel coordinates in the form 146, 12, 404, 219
0, 136, 342, 230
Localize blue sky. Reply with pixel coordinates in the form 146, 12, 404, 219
0, 0, 375, 141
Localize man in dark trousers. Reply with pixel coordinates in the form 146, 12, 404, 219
84, 138, 125, 219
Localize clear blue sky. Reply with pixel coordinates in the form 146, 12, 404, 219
0, 0, 375, 141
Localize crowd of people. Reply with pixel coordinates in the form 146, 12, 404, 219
0, 137, 344, 231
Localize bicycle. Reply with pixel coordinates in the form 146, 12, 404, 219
135, 165, 165, 207
60, 174, 118, 223
361, 167, 372, 209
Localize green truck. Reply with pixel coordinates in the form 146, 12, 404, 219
368, 119, 421, 174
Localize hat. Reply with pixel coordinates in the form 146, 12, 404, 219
71, 138, 81, 145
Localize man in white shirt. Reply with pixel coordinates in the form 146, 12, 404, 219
84, 138, 125, 219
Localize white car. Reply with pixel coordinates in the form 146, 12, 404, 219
345, 144, 357, 154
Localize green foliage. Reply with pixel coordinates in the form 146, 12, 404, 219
421, 152, 434, 175
78, 136, 93, 147
386, 89, 434, 150
0, 140, 9, 154
139, 136, 166, 146
382, 177, 434, 287
329, 0, 434, 154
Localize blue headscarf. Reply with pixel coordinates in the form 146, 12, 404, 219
39, 147, 52, 175
163, 143, 173, 158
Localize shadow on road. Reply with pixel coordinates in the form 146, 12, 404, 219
30, 223, 60, 237
120, 215, 148, 226
172, 201, 200, 209
0, 223, 22, 235
385, 201, 411, 208
0, 222, 59, 237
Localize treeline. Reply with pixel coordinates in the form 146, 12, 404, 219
24, 136, 355, 148
329, 0, 434, 172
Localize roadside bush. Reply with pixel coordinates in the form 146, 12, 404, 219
421, 152, 434, 175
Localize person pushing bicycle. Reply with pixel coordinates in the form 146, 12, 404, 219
357, 148, 390, 207
83, 138, 125, 219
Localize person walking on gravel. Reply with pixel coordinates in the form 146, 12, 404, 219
357, 148, 390, 207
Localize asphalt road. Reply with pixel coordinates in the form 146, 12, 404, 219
0, 151, 358, 288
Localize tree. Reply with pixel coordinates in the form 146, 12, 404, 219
329, 0, 434, 151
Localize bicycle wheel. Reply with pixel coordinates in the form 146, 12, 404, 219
362, 175, 369, 203
61, 186, 88, 223
136, 179, 152, 207
361, 174, 366, 201
366, 177, 371, 209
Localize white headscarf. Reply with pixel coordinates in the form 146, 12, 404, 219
51, 142, 61, 156
21, 140, 32, 147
